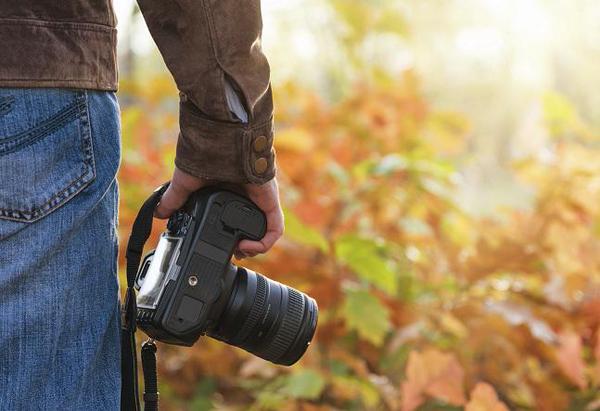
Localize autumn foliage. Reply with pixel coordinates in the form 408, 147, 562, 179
117, 70, 600, 410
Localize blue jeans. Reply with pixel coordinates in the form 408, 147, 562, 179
0, 89, 121, 410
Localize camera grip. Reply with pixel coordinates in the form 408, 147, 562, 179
163, 190, 266, 337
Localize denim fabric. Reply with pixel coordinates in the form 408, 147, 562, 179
0, 89, 121, 410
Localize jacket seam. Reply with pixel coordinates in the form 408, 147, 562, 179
0, 17, 116, 32
199, 0, 235, 120
0, 78, 113, 83
106, 0, 117, 27
175, 158, 243, 181
201, 1, 268, 123
0, 79, 116, 90
183, 101, 273, 131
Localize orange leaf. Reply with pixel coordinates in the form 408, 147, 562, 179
401, 380, 424, 411
466, 383, 509, 411
555, 331, 587, 389
401, 349, 466, 411
595, 332, 600, 381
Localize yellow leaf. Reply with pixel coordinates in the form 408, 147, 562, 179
439, 313, 468, 339
275, 128, 315, 152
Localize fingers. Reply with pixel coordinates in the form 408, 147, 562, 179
154, 184, 185, 219
238, 230, 282, 255
237, 178, 284, 257
237, 201, 284, 256
155, 169, 284, 260
155, 167, 207, 219
234, 250, 257, 260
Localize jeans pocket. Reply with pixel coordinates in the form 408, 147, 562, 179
0, 89, 96, 223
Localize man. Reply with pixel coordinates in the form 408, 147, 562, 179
0, 1, 283, 409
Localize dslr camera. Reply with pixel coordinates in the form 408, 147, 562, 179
134, 188, 318, 365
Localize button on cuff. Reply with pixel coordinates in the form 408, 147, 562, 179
253, 135, 268, 152
254, 157, 268, 174
176, 100, 275, 184
242, 124, 276, 184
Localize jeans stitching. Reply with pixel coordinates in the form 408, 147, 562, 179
0, 102, 79, 152
0, 92, 97, 222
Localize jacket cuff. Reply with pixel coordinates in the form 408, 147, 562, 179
175, 100, 276, 184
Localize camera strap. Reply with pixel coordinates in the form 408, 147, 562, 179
121, 182, 170, 411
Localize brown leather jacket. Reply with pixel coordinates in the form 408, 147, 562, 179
0, 0, 275, 184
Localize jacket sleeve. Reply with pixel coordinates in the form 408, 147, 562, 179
136, 0, 275, 184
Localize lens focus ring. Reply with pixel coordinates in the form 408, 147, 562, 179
258, 287, 305, 362
233, 274, 267, 345
212, 268, 318, 366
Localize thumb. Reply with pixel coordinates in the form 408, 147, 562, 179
155, 167, 207, 219
154, 184, 189, 219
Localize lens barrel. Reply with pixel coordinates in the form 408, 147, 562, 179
210, 266, 318, 366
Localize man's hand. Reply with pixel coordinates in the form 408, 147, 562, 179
155, 167, 284, 259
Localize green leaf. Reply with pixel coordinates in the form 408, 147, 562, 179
190, 378, 215, 411
417, 401, 464, 411
328, 359, 351, 376
542, 91, 579, 137
332, 375, 380, 408
283, 208, 329, 252
279, 369, 325, 400
335, 235, 397, 294
372, 154, 409, 175
329, 0, 408, 41
329, 0, 372, 39
254, 391, 286, 411
375, 10, 408, 37
371, 154, 455, 181
341, 288, 391, 346
400, 217, 432, 237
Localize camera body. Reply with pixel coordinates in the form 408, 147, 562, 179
134, 188, 318, 365
135, 189, 266, 346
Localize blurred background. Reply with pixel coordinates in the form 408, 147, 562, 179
114, 1, 600, 409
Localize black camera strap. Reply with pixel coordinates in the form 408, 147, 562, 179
121, 182, 169, 411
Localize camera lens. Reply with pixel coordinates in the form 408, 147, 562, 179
209, 266, 318, 366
